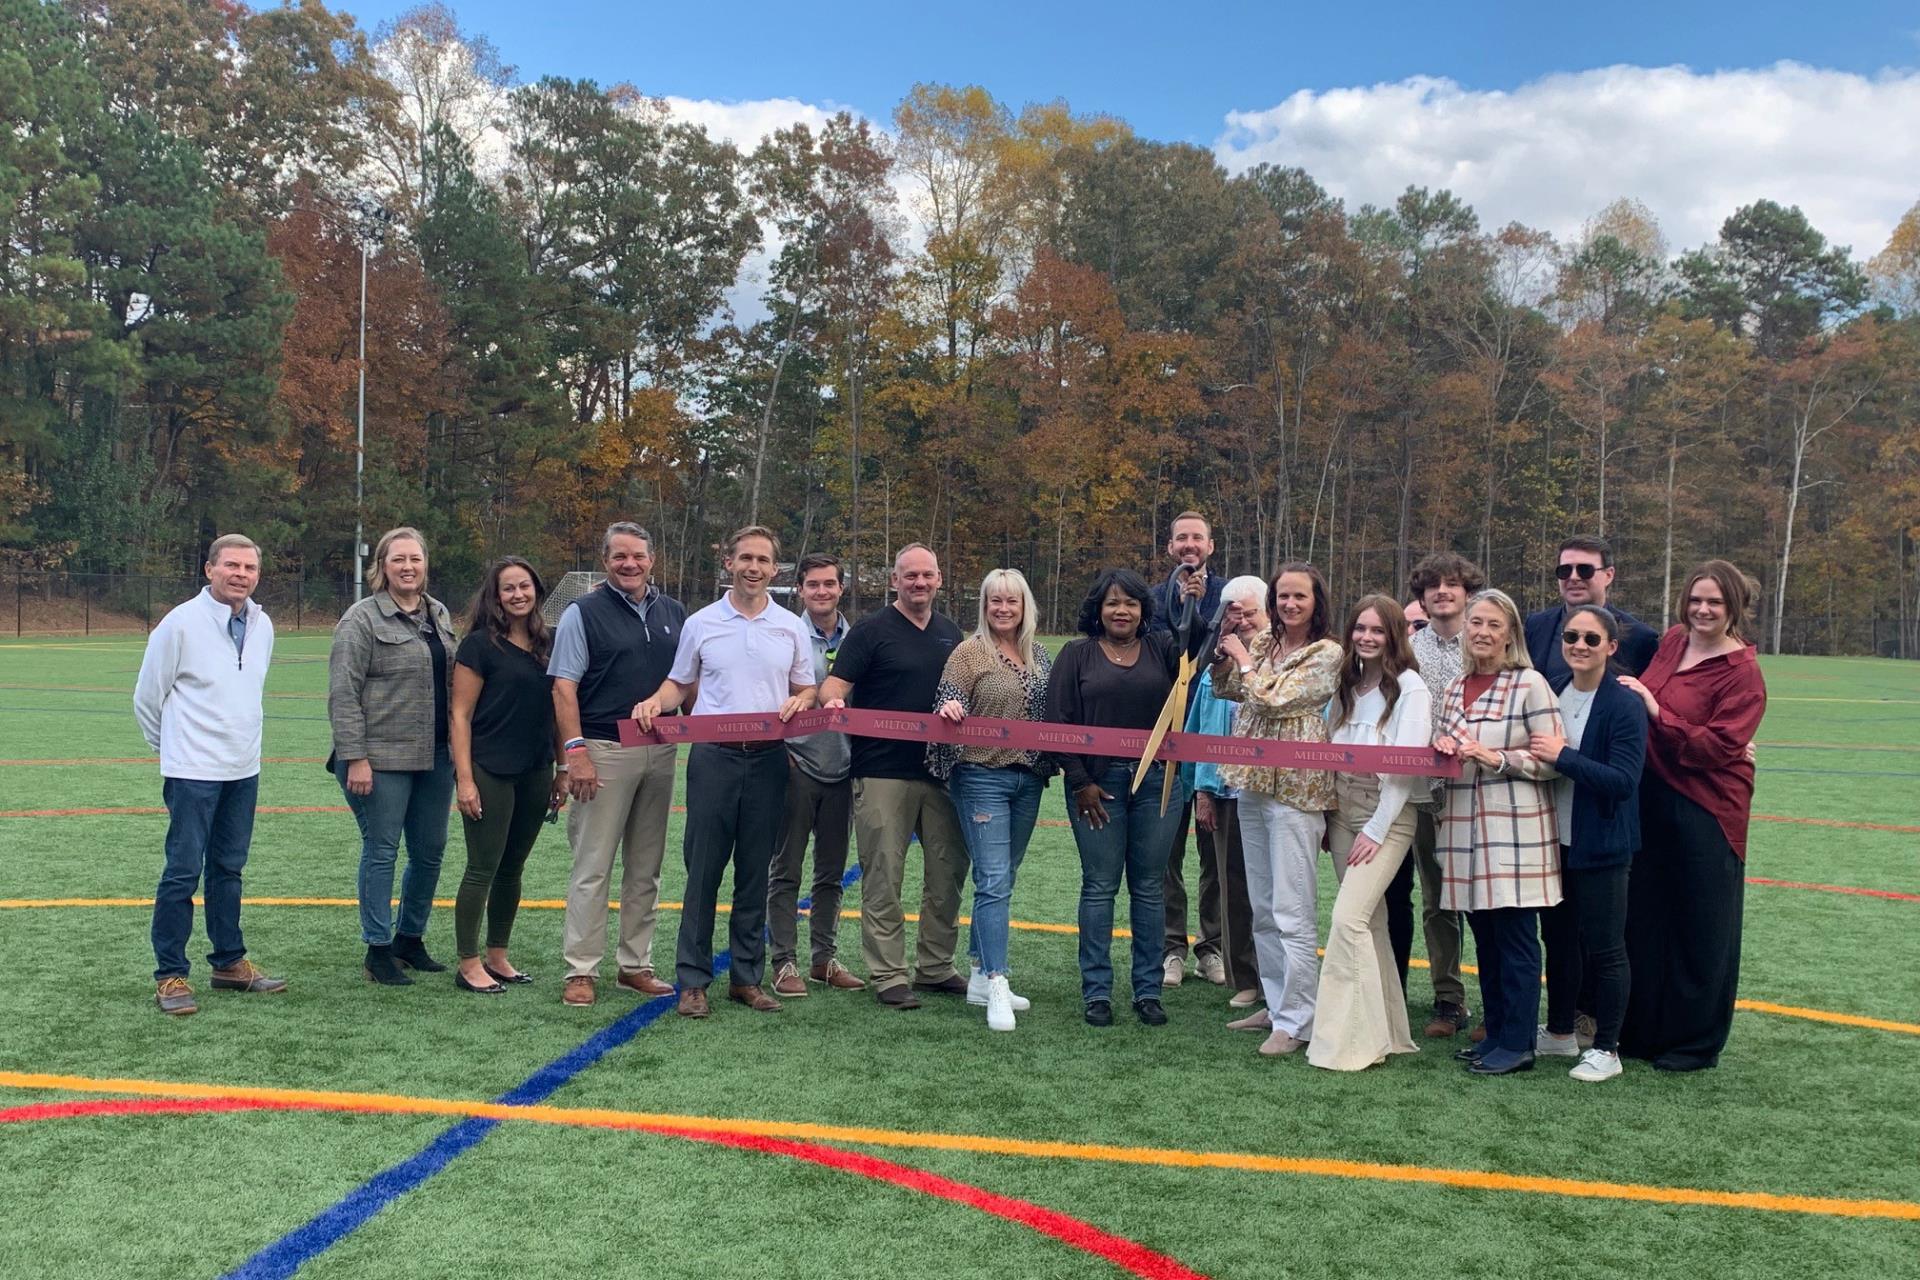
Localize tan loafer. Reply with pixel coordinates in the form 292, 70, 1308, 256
1227, 1008, 1271, 1032
617, 968, 674, 997
728, 984, 782, 1013
1259, 1029, 1307, 1056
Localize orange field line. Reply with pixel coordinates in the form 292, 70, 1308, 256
1, 1068, 1915, 1223
3, 896, 1914, 1037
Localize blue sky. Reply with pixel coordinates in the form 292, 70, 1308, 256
344, 0, 1917, 144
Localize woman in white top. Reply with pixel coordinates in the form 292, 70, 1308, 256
1308, 595, 1433, 1072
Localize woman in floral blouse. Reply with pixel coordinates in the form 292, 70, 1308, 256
931, 569, 1053, 1032
1213, 562, 1344, 1058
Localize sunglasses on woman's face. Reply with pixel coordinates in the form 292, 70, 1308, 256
1555, 563, 1599, 580
1561, 629, 1606, 647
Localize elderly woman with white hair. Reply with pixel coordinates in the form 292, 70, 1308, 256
931, 569, 1054, 1032
1179, 573, 1268, 1009
1432, 587, 1565, 1076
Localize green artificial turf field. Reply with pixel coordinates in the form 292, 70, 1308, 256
0, 633, 1915, 1279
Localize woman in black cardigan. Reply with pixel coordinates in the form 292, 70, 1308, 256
1528, 605, 1647, 1082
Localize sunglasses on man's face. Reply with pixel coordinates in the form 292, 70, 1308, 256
1561, 629, 1606, 647
1555, 563, 1600, 581
1409, 619, 1430, 631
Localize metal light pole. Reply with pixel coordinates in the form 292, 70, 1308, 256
354, 238, 368, 602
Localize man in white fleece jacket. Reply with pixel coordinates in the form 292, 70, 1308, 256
134, 534, 287, 1014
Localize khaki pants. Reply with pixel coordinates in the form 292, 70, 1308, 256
562, 740, 676, 979
853, 777, 968, 991
1413, 807, 1468, 1008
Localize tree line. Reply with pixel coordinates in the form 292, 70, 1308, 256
4, 0, 1918, 652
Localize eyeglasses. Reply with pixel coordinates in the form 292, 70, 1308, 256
1409, 619, 1430, 632
1555, 563, 1600, 581
1561, 629, 1606, 647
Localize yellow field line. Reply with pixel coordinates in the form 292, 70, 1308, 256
5, 895, 1914, 1038
1, 1068, 1914, 1222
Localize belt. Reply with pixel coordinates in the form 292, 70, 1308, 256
712, 739, 783, 753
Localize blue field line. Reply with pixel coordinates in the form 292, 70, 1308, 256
221, 865, 864, 1280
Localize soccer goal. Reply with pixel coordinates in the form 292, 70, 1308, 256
542, 570, 606, 625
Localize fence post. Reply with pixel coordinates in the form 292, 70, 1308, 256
84, 579, 91, 635
145, 579, 153, 633
296, 577, 303, 631
13, 571, 19, 637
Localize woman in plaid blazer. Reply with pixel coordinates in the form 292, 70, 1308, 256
1433, 588, 1565, 1076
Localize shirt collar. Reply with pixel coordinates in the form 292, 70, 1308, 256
810, 612, 847, 644
200, 586, 252, 621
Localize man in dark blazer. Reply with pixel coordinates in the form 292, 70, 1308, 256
1526, 536, 1660, 690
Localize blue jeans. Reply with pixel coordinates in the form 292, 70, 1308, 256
1068, 762, 1187, 1005
948, 764, 1045, 977
337, 746, 454, 945
152, 776, 258, 980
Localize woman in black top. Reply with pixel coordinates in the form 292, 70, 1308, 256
449, 557, 566, 994
1045, 568, 1199, 1028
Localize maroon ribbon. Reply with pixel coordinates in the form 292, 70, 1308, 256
617, 709, 1458, 778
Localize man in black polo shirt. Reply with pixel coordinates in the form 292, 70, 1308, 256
548, 522, 688, 1007
818, 544, 965, 1009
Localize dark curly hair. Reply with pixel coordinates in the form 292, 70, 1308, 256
463, 556, 552, 664
1075, 568, 1155, 637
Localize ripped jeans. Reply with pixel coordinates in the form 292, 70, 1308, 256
947, 764, 1045, 977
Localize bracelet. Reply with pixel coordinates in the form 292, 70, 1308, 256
564, 738, 588, 754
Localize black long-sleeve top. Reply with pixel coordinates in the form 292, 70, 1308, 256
1044, 629, 1205, 791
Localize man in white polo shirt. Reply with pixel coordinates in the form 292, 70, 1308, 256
633, 525, 816, 1019
134, 533, 287, 1015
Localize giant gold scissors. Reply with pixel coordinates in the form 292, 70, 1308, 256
1131, 569, 1226, 815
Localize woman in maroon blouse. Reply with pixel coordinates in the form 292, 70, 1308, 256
1615, 560, 1767, 1071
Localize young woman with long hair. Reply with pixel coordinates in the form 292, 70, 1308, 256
1308, 594, 1432, 1072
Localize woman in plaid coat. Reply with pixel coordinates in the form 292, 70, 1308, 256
1434, 588, 1564, 1076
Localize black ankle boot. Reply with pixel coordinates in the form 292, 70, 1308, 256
391, 933, 446, 973
365, 944, 413, 986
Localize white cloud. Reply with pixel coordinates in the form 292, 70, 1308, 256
1214, 63, 1920, 259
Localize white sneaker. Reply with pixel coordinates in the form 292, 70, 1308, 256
985, 975, 1016, 1032
1535, 1024, 1581, 1057
967, 966, 1030, 1011
1569, 1048, 1623, 1082
1197, 953, 1227, 986
1163, 954, 1185, 988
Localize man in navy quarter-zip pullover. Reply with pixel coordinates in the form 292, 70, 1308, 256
135, 533, 286, 1015
549, 522, 689, 1007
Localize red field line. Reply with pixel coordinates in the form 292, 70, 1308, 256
1745, 878, 1920, 903
0, 1094, 1207, 1280
1752, 814, 1920, 834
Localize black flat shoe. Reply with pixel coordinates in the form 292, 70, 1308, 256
484, 965, 534, 985
1133, 998, 1168, 1026
1084, 999, 1114, 1027
1468, 1048, 1535, 1076
455, 970, 506, 995
1453, 1044, 1486, 1063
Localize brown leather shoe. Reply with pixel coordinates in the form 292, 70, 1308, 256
875, 983, 922, 1010
209, 959, 287, 994
1424, 1002, 1471, 1038
728, 983, 782, 1013
811, 959, 865, 990
617, 968, 674, 997
771, 961, 809, 998
562, 976, 596, 1007
155, 977, 197, 1016
677, 986, 710, 1018
911, 973, 967, 995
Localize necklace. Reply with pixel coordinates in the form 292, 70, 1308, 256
1099, 635, 1140, 663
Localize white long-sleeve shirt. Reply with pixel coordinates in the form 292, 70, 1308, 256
134, 588, 273, 781
1328, 668, 1433, 843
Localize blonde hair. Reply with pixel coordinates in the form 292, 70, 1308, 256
367, 526, 428, 595
972, 568, 1038, 669
1464, 588, 1531, 672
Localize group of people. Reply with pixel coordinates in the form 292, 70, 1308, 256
135, 516, 1766, 1083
